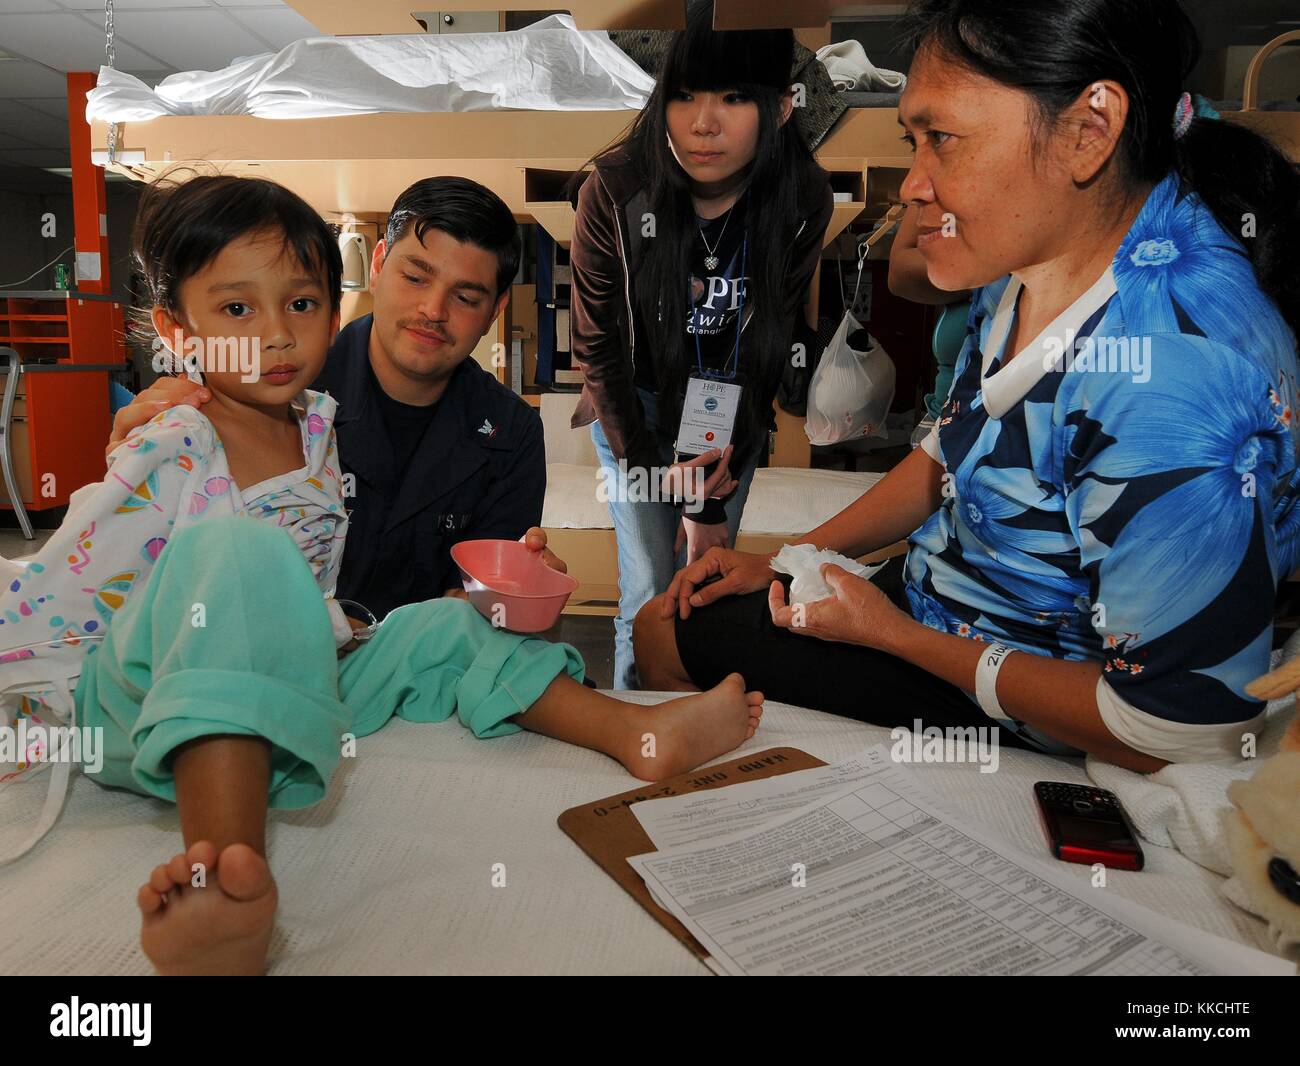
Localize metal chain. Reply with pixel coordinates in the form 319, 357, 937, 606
104, 0, 115, 68
104, 0, 117, 164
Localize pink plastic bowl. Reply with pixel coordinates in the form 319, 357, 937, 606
450, 539, 578, 633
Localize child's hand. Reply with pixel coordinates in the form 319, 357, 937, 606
336, 615, 371, 658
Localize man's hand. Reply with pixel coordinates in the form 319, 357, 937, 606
107, 377, 211, 463
660, 546, 776, 620
522, 526, 568, 574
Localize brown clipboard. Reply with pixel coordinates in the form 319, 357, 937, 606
558, 746, 826, 964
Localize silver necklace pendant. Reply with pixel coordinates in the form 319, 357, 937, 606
699, 200, 735, 274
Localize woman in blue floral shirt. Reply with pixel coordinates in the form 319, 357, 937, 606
634, 0, 1300, 771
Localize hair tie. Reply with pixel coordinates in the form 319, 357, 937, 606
1173, 91, 1194, 140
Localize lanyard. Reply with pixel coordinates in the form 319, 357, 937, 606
691, 234, 747, 382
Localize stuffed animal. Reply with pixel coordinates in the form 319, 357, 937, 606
1227, 663, 1300, 945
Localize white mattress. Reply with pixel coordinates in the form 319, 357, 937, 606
542, 464, 885, 535
0, 693, 1290, 975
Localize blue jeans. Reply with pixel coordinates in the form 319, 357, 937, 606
591, 389, 759, 689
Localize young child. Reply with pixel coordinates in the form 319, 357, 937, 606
0, 174, 763, 975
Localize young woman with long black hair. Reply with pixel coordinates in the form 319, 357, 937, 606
568, 1, 833, 688
636, 0, 1300, 770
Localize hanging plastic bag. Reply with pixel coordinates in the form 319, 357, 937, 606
804, 309, 895, 445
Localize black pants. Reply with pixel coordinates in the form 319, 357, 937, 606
674, 558, 1040, 751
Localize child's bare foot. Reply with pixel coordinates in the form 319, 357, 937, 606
138, 840, 277, 976
624, 673, 763, 781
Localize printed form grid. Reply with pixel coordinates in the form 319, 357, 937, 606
820, 781, 1208, 975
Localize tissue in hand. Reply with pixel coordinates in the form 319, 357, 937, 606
770, 543, 885, 606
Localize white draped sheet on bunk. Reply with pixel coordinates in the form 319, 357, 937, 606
84, 14, 655, 122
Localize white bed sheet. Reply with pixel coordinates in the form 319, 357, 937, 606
0, 693, 1290, 976
542, 464, 885, 535
84, 14, 653, 122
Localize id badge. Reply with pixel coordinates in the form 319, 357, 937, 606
675, 373, 743, 456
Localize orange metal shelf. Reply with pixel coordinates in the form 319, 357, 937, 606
0, 73, 129, 526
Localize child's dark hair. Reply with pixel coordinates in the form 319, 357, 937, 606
900, 0, 1300, 340
132, 171, 343, 320
384, 176, 521, 297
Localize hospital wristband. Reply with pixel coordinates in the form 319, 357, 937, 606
975, 643, 1016, 722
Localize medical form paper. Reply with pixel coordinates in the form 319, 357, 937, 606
626, 747, 1293, 976
632, 748, 927, 852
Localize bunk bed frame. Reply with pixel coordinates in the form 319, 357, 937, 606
279, 0, 848, 34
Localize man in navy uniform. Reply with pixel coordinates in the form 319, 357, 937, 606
109, 177, 563, 620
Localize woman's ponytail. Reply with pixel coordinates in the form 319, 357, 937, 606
1174, 113, 1300, 339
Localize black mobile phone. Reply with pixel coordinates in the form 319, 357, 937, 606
1033, 781, 1144, 872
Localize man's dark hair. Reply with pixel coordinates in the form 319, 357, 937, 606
385, 176, 522, 297
133, 171, 342, 315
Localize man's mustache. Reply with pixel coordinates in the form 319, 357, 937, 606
402, 320, 452, 343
